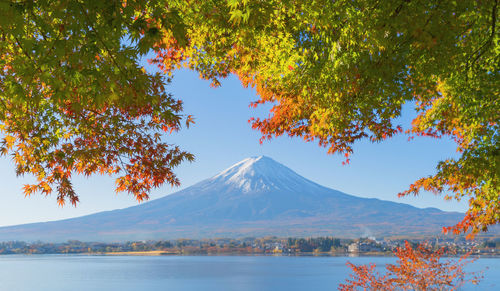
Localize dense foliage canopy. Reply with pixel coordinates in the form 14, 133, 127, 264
0, 0, 194, 205
0, 0, 498, 236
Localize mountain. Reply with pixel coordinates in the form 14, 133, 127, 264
0, 156, 464, 242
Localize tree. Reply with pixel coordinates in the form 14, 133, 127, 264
0, 1, 498, 236
339, 241, 482, 291
0, 0, 194, 205
152, 0, 499, 237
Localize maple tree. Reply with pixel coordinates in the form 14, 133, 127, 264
0, 1, 498, 237
151, 0, 499, 237
339, 241, 482, 291
0, 0, 194, 205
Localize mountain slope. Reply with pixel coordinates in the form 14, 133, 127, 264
0, 156, 464, 242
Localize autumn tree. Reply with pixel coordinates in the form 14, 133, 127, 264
152, 0, 499, 237
0, 0, 194, 205
339, 241, 483, 291
0, 0, 498, 237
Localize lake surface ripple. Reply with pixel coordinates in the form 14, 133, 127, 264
0, 255, 498, 290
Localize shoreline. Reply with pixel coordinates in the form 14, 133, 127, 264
11, 250, 493, 258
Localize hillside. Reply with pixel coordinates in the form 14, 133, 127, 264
0, 156, 463, 242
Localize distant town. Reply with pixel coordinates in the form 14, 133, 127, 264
1, 236, 499, 256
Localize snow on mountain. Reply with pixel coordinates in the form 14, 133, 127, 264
0, 156, 466, 242
208, 156, 324, 193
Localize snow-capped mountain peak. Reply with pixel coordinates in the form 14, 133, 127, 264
0, 155, 466, 241
210, 156, 322, 193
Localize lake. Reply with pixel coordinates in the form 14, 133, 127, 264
0, 255, 498, 290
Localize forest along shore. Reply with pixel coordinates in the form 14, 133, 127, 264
1, 237, 499, 256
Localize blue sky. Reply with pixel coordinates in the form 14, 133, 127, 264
0, 68, 467, 227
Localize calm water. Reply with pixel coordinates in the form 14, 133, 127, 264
0, 255, 498, 290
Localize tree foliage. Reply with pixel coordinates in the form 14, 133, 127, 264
0, 1, 498, 236
0, 0, 194, 205
339, 241, 482, 291
151, 0, 499, 236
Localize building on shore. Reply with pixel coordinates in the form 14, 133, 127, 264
348, 241, 382, 253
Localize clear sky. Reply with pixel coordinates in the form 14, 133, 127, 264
0, 67, 467, 227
